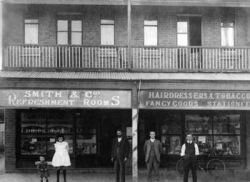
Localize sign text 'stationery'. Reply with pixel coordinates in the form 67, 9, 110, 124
139, 90, 250, 110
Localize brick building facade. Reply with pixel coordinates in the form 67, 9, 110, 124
1, 0, 250, 178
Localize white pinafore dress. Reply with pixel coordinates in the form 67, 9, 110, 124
52, 141, 71, 167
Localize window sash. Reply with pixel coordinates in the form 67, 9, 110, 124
144, 26, 158, 46
25, 19, 38, 44
101, 23, 114, 45
221, 27, 234, 47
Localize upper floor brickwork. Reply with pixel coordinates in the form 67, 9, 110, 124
3, 4, 250, 47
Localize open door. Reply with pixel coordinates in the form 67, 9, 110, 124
177, 16, 202, 69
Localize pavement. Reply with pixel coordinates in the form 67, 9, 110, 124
0, 155, 250, 182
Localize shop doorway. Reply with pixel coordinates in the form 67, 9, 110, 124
75, 109, 132, 168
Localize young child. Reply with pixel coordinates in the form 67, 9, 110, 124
52, 134, 71, 182
35, 156, 51, 182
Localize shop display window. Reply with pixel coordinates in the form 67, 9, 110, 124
76, 116, 97, 155
214, 136, 240, 155
186, 115, 212, 134
20, 112, 47, 155
47, 111, 74, 154
185, 114, 241, 156
213, 114, 240, 134
161, 113, 182, 155
20, 110, 74, 157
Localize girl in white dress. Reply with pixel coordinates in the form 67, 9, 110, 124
52, 134, 71, 182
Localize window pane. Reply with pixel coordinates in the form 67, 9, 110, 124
194, 136, 213, 155
57, 32, 68, 45
213, 114, 240, 134
214, 136, 240, 155
25, 24, 38, 44
57, 20, 68, 31
144, 20, 157, 26
144, 26, 157, 46
185, 114, 212, 134
177, 21, 188, 33
71, 32, 82, 45
20, 112, 46, 155
161, 114, 181, 134
72, 20, 82, 31
177, 34, 188, 46
25, 19, 39, 24
161, 136, 181, 155
47, 111, 74, 154
101, 25, 114, 45
101, 19, 114, 24
221, 27, 234, 46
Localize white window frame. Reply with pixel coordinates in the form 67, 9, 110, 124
24, 19, 39, 44
101, 19, 115, 45
144, 20, 158, 46
177, 20, 188, 46
221, 21, 234, 47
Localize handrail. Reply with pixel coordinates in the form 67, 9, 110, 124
4, 45, 250, 72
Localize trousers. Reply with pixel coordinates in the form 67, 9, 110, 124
146, 155, 160, 182
183, 157, 197, 182
114, 158, 125, 182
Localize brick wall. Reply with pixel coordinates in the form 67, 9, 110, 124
4, 109, 16, 172
4, 4, 250, 47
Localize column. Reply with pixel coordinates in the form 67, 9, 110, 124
0, 1, 3, 70
127, 0, 132, 68
5, 109, 16, 172
132, 108, 138, 182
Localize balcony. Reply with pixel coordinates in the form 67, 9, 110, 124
4, 45, 250, 72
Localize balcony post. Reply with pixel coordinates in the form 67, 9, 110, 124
127, 0, 132, 70
0, 0, 3, 70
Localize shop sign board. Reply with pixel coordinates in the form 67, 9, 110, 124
0, 89, 131, 108
139, 90, 250, 110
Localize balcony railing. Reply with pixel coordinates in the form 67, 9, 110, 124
5, 45, 128, 70
132, 47, 250, 72
4, 45, 250, 72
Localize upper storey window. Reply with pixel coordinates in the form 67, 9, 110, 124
101, 19, 115, 45
24, 19, 38, 44
177, 20, 188, 46
221, 9, 235, 47
57, 19, 82, 45
221, 21, 234, 47
144, 20, 158, 46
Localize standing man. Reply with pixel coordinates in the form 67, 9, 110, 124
144, 131, 163, 182
180, 133, 199, 182
111, 129, 129, 182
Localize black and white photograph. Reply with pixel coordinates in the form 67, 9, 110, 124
1, 0, 250, 182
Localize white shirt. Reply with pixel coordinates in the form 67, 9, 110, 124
118, 137, 122, 142
150, 139, 155, 143
180, 142, 199, 156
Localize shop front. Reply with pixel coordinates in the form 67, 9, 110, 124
0, 89, 132, 169
138, 89, 247, 168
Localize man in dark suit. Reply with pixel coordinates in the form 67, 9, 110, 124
144, 131, 163, 182
111, 129, 129, 182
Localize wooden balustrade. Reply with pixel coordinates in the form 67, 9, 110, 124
5, 45, 128, 70
4, 45, 250, 72
132, 47, 250, 72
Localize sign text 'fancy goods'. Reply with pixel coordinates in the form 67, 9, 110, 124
139, 90, 250, 109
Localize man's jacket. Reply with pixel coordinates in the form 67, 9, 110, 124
144, 139, 163, 163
